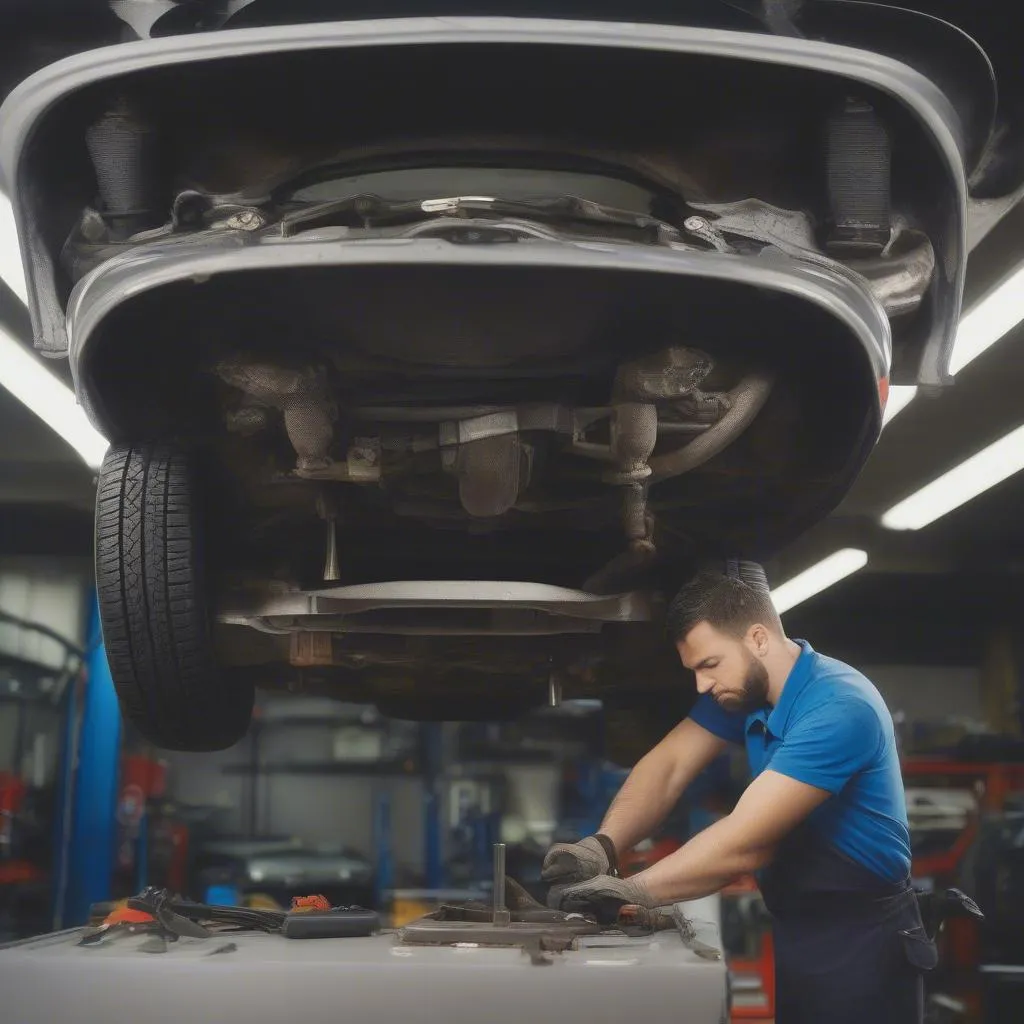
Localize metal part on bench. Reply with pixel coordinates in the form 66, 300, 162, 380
493, 844, 511, 928
398, 869, 602, 958
398, 916, 600, 955
218, 581, 652, 637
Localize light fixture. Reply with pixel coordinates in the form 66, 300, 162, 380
0, 322, 109, 469
0, 193, 27, 304
880, 422, 1024, 531
949, 261, 1024, 375
882, 384, 918, 428
877, 259, 1024, 426
771, 548, 868, 615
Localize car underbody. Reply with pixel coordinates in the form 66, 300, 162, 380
1, 3, 1019, 751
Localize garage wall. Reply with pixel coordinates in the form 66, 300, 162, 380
0, 559, 89, 782
0, 557, 88, 667
160, 664, 982, 882
162, 731, 427, 879
857, 663, 983, 722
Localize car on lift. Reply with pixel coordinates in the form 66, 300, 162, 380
0, 1, 1018, 754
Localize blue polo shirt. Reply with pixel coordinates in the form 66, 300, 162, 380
688, 640, 911, 883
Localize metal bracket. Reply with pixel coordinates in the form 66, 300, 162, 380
218, 581, 652, 636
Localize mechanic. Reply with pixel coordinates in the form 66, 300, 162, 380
544, 562, 935, 1024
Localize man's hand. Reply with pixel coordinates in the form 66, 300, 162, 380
541, 836, 614, 886
548, 873, 656, 917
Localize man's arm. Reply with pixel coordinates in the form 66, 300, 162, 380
630, 695, 883, 901
629, 769, 831, 903
598, 719, 730, 857
551, 695, 883, 911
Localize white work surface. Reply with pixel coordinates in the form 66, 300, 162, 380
0, 921, 728, 1024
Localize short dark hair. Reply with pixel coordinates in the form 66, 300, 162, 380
666, 562, 782, 643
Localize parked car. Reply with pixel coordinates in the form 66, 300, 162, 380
0, 1, 1018, 753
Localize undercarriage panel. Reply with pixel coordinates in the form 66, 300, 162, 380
1, 17, 963, 384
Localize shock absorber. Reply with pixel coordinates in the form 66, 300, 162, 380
85, 96, 167, 239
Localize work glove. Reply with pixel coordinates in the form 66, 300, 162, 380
547, 872, 656, 918
541, 835, 617, 887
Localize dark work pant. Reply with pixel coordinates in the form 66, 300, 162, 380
759, 831, 935, 1024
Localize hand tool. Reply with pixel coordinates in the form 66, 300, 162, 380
116, 886, 380, 939
493, 842, 511, 927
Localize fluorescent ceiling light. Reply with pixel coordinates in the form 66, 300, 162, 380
950, 261, 1024, 375
877, 260, 1024, 425
0, 322, 109, 469
882, 384, 918, 428
881, 422, 1024, 531
0, 193, 28, 304
771, 548, 868, 615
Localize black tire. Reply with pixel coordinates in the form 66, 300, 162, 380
95, 444, 253, 751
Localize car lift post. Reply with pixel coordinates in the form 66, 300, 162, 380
422, 723, 444, 890
61, 592, 121, 926
373, 786, 393, 909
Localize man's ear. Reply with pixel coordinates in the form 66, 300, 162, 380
747, 624, 770, 657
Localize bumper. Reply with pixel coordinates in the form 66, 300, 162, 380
0, 16, 962, 384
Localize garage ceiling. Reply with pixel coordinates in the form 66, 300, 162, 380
770, 206, 1024, 665
0, 278, 96, 557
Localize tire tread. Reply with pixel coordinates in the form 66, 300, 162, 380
95, 445, 253, 751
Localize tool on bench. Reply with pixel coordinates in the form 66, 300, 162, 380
84, 887, 380, 946
565, 896, 719, 956
557, 890, 663, 930
281, 894, 380, 939
556, 887, 719, 955
615, 903, 675, 933
493, 843, 511, 927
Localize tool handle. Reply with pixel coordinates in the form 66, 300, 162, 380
281, 909, 380, 939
